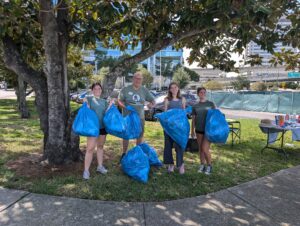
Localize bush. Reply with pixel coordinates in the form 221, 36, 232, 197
231, 76, 250, 90
251, 82, 267, 91
203, 80, 224, 90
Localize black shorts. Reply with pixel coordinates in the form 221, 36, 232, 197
99, 128, 107, 136
196, 130, 205, 135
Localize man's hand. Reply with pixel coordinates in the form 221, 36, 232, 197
117, 99, 126, 109
108, 98, 115, 108
147, 101, 155, 109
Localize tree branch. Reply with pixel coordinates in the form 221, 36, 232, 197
2, 36, 46, 90
102, 27, 207, 97
2, 36, 48, 135
113, 28, 207, 71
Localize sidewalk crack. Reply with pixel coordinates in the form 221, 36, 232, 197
0, 192, 31, 212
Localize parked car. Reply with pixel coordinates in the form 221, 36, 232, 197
150, 90, 166, 97
70, 90, 91, 103
144, 92, 198, 121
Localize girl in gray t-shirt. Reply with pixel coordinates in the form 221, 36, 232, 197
191, 87, 216, 175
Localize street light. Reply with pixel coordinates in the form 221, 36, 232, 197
159, 50, 162, 91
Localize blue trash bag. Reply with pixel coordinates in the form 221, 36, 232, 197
72, 102, 100, 137
155, 109, 190, 150
185, 106, 192, 114
139, 142, 162, 167
205, 109, 229, 144
123, 106, 142, 140
121, 146, 150, 183
103, 105, 142, 140
103, 105, 125, 137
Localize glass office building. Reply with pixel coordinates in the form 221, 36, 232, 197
83, 41, 183, 78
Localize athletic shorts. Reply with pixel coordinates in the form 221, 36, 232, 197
99, 128, 107, 136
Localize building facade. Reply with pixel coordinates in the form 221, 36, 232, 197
83, 42, 183, 89
245, 17, 299, 66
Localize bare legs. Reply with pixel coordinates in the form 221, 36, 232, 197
96, 135, 106, 167
196, 133, 212, 165
122, 135, 144, 153
84, 135, 106, 172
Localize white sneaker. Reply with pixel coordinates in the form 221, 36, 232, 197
198, 164, 206, 173
97, 165, 108, 174
204, 165, 212, 175
83, 170, 90, 180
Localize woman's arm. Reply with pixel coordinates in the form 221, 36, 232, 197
212, 102, 217, 109
191, 115, 196, 138
163, 98, 168, 112
83, 97, 89, 107
105, 98, 115, 112
182, 97, 186, 109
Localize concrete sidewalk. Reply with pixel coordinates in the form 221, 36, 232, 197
221, 108, 278, 120
0, 166, 299, 226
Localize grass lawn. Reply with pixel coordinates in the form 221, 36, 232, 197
1, 99, 300, 202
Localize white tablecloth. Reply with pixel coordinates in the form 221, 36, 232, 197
267, 123, 300, 144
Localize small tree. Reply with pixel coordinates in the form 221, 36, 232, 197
184, 67, 199, 82
251, 82, 267, 91
137, 65, 153, 88
203, 80, 224, 90
173, 67, 190, 89
89, 67, 109, 85
231, 76, 250, 90
161, 59, 174, 78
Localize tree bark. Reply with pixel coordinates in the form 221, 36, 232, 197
16, 76, 30, 118
2, 34, 81, 164
39, 0, 81, 164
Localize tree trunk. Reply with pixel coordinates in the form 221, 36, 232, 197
17, 76, 30, 118
2, 34, 82, 165
39, 0, 82, 164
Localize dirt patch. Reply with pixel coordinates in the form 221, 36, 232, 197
5, 150, 118, 179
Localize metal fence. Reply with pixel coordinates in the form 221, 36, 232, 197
206, 91, 300, 114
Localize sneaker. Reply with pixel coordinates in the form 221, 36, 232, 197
198, 164, 206, 173
97, 165, 108, 174
83, 170, 90, 180
204, 165, 212, 175
167, 165, 174, 173
179, 164, 185, 175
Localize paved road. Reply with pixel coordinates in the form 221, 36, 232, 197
1, 165, 299, 226
0, 89, 17, 99
221, 108, 277, 120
